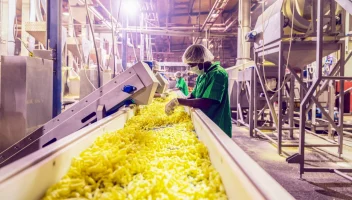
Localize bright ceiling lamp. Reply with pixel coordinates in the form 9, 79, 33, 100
124, 0, 140, 16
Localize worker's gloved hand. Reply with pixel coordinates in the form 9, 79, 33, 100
160, 93, 167, 99
165, 98, 179, 115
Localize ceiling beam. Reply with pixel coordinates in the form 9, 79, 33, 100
94, 27, 236, 37
160, 9, 233, 18
174, 2, 189, 6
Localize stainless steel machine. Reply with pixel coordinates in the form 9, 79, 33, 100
155, 72, 169, 94
0, 56, 53, 152
227, 0, 352, 180
0, 61, 159, 167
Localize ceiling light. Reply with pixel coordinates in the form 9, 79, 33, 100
124, 0, 140, 16
62, 12, 69, 16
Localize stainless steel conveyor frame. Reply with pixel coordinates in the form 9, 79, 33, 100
0, 62, 159, 168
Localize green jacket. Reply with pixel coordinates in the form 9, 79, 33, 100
191, 62, 232, 137
176, 77, 189, 96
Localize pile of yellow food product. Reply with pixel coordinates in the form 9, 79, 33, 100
43, 93, 227, 200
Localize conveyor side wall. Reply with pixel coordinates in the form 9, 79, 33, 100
0, 107, 294, 200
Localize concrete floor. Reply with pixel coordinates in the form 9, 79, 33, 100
232, 125, 352, 200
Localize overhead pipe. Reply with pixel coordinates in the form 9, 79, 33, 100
126, 26, 228, 31
94, 0, 119, 25
227, 0, 250, 107
93, 28, 236, 38
77, 0, 120, 29
200, 0, 230, 31
59, 23, 236, 33
194, 0, 231, 43
236, 0, 251, 65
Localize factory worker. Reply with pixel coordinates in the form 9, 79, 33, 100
173, 71, 189, 96
165, 44, 232, 138
152, 61, 168, 99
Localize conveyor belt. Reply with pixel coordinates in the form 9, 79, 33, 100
0, 103, 294, 200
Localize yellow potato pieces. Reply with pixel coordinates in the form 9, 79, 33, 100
43, 93, 227, 200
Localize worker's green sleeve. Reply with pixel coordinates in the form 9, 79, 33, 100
191, 64, 232, 138
191, 77, 200, 97
175, 81, 180, 88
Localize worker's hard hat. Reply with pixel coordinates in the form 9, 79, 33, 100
182, 44, 214, 64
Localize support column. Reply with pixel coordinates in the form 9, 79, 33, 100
0, 0, 9, 56
328, 81, 335, 138
338, 42, 345, 156
230, 0, 251, 101
289, 74, 295, 139
278, 43, 283, 154
254, 67, 258, 136
140, 13, 144, 61
236, 0, 251, 65
47, 0, 62, 117
122, 17, 127, 70
298, 0, 323, 176
249, 68, 254, 137
7, 0, 16, 55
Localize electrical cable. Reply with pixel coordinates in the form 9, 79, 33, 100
85, 0, 101, 87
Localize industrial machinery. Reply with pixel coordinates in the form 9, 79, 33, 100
0, 62, 159, 167
155, 72, 169, 94
226, 0, 352, 180
0, 56, 53, 152
0, 100, 294, 200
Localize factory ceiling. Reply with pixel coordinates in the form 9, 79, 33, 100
15, 0, 241, 67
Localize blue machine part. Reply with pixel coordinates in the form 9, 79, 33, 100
143, 61, 153, 70
245, 31, 257, 42
122, 85, 137, 94
159, 73, 169, 82
308, 108, 322, 120
303, 70, 307, 78
316, 108, 322, 118
247, 31, 257, 39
